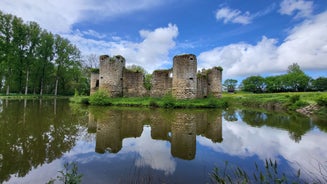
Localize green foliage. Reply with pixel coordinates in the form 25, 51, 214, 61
287, 63, 303, 74
316, 95, 327, 107
144, 74, 152, 90
241, 76, 265, 93
211, 159, 301, 184
48, 162, 83, 184
149, 100, 159, 108
244, 64, 312, 93
223, 79, 238, 92
126, 64, 147, 74
89, 90, 111, 105
290, 94, 300, 103
312, 77, 327, 91
0, 11, 86, 96
69, 96, 89, 104
162, 93, 176, 108
214, 66, 223, 71
90, 68, 99, 73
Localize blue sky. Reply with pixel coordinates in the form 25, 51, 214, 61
0, 0, 326, 81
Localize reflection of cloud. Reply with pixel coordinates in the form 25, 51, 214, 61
4, 159, 62, 184
198, 120, 327, 180
123, 127, 176, 175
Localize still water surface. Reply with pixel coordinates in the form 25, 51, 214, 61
0, 99, 327, 183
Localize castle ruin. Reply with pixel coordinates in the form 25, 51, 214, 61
90, 54, 222, 99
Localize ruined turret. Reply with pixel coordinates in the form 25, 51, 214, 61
172, 54, 197, 99
207, 67, 223, 98
99, 55, 125, 97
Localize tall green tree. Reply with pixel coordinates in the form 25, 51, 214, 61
284, 63, 311, 92
37, 30, 54, 95
0, 12, 14, 94
54, 35, 82, 95
24, 22, 41, 94
12, 16, 29, 93
223, 79, 238, 92
265, 75, 284, 93
241, 76, 265, 93
312, 77, 327, 91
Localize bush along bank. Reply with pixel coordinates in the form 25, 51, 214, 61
70, 90, 228, 109
70, 91, 327, 115
223, 92, 327, 115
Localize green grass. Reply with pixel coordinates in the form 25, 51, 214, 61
0, 93, 70, 100
70, 95, 228, 109
70, 92, 327, 114
223, 91, 327, 111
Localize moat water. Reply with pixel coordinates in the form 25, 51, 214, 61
0, 99, 326, 183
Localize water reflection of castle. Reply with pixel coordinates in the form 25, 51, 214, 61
88, 109, 222, 160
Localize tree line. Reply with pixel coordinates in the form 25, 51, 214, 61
224, 63, 327, 93
0, 11, 89, 96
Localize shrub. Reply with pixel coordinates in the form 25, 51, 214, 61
89, 90, 111, 106
47, 162, 83, 184
316, 95, 327, 106
290, 95, 300, 103
162, 93, 175, 108
149, 100, 159, 108
211, 159, 301, 184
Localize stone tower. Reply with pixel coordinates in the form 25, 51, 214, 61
172, 54, 197, 99
99, 55, 125, 97
207, 67, 222, 98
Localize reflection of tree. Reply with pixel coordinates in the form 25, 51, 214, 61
0, 99, 81, 183
223, 108, 238, 122
312, 116, 327, 133
238, 109, 312, 142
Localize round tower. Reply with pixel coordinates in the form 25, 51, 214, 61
172, 54, 197, 99
207, 67, 222, 98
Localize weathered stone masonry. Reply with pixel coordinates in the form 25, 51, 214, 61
90, 53, 222, 99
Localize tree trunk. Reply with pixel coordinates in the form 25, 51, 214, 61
40, 79, 43, 96
25, 69, 29, 95
6, 85, 10, 95
54, 77, 58, 96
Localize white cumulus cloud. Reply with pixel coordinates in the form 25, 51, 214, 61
0, 0, 167, 33
199, 11, 327, 79
215, 7, 252, 25
279, 0, 313, 18
64, 24, 178, 73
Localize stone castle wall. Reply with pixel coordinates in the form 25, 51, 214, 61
92, 54, 222, 99
151, 69, 172, 97
172, 54, 197, 99
123, 69, 147, 97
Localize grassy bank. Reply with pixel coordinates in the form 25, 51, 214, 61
224, 91, 326, 109
70, 95, 229, 109
0, 94, 70, 100
70, 91, 327, 114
